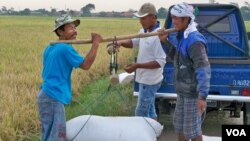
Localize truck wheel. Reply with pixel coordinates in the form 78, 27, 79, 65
243, 102, 250, 125
155, 98, 174, 116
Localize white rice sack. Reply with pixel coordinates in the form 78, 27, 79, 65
66, 115, 163, 141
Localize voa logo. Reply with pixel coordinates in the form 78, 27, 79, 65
226, 129, 246, 136
222, 125, 249, 141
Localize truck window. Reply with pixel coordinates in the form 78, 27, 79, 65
196, 15, 230, 33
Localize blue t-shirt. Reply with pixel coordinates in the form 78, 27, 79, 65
41, 43, 84, 104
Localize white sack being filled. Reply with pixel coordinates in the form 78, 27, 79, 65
66, 115, 163, 141
118, 72, 134, 84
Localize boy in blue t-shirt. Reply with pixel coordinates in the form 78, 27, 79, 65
37, 14, 103, 141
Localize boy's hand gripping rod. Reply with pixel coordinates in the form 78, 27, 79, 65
49, 28, 176, 45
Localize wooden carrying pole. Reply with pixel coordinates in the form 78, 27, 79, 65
49, 28, 176, 45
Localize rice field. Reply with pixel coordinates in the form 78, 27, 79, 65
245, 21, 250, 31
0, 16, 141, 141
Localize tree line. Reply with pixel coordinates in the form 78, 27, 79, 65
1, 2, 250, 20
0, 3, 168, 19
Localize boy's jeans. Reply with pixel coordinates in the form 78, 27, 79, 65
37, 90, 66, 141
135, 81, 162, 119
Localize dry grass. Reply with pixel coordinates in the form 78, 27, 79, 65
0, 16, 140, 141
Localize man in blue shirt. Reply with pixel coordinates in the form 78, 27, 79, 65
37, 14, 102, 141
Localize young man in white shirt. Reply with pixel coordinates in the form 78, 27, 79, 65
107, 3, 166, 120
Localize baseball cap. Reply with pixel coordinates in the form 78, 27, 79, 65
134, 2, 157, 18
52, 14, 80, 32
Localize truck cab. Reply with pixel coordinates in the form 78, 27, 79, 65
133, 4, 250, 124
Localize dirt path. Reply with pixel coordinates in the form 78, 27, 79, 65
157, 111, 243, 141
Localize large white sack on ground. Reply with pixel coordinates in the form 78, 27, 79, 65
66, 115, 163, 141
202, 135, 221, 141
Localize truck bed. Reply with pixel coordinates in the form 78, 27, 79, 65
134, 59, 250, 102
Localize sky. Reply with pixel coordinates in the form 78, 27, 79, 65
0, 0, 248, 12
